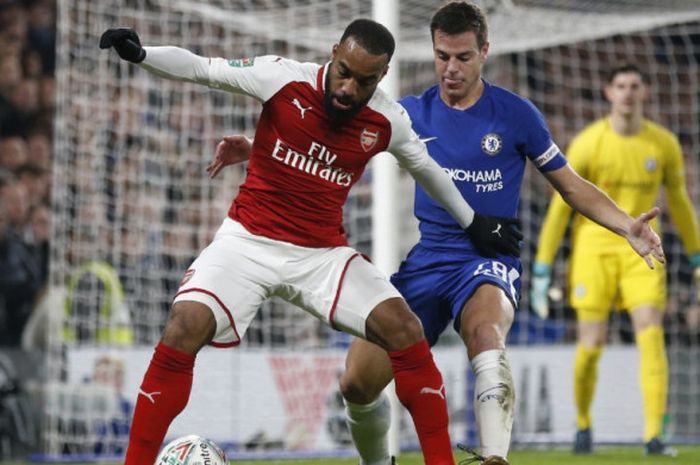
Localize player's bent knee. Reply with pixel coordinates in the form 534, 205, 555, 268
338, 372, 384, 405
464, 321, 506, 352
161, 301, 217, 355
366, 300, 424, 351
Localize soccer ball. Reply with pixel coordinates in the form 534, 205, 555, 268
155, 435, 228, 465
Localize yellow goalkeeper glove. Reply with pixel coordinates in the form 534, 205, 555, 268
691, 253, 700, 304
530, 262, 552, 319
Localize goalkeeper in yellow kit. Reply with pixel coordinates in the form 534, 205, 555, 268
532, 63, 700, 456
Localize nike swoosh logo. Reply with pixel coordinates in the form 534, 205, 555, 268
419, 136, 438, 143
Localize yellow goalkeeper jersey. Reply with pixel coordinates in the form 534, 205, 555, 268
536, 117, 700, 263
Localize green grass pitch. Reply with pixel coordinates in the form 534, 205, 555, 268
226, 446, 698, 464
6, 445, 700, 465
232, 446, 698, 465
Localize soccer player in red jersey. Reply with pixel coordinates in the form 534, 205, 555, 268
100, 19, 524, 465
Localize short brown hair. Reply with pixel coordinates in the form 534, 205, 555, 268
430, 1, 488, 48
606, 63, 648, 84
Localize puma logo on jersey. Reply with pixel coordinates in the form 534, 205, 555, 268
492, 223, 502, 237
139, 389, 162, 404
420, 384, 446, 399
292, 98, 312, 119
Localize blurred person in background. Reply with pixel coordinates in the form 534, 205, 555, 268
26, 0, 55, 74
26, 130, 52, 169
0, 1, 27, 57
7, 78, 41, 135
16, 162, 49, 207
26, 201, 50, 287
0, 0, 55, 136
531, 63, 700, 456
0, 174, 43, 347
0, 0, 55, 349
1, 176, 30, 232
0, 55, 22, 106
0, 136, 29, 172
21, 48, 43, 79
90, 355, 133, 456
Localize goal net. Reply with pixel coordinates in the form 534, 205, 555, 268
42, 0, 700, 459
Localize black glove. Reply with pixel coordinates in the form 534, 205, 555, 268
99, 28, 146, 63
465, 213, 523, 257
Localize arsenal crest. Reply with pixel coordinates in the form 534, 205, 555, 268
360, 128, 379, 152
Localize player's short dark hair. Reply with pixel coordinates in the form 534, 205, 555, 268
340, 18, 395, 61
430, 1, 488, 48
606, 63, 649, 84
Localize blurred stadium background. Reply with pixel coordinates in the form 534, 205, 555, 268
0, 0, 699, 462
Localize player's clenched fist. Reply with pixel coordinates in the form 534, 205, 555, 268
100, 28, 146, 63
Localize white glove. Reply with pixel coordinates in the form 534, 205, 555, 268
531, 263, 552, 319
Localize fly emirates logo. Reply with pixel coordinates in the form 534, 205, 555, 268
270, 139, 354, 187
443, 167, 504, 193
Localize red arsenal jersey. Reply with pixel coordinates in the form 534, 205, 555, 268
231, 59, 399, 247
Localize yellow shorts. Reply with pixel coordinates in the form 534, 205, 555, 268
568, 246, 666, 322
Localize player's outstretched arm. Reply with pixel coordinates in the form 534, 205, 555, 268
664, 179, 700, 302
544, 164, 665, 268
531, 185, 576, 319
207, 135, 253, 179
100, 28, 216, 85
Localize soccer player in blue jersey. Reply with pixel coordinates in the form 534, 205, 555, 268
210, 3, 664, 463
335, 3, 664, 465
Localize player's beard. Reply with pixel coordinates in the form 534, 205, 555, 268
323, 73, 368, 126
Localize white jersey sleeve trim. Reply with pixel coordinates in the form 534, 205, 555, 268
141, 47, 318, 102
369, 91, 475, 228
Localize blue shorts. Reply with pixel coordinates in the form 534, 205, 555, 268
390, 244, 522, 346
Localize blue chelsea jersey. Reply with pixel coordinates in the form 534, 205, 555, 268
399, 80, 566, 252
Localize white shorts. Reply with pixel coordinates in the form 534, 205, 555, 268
173, 218, 402, 347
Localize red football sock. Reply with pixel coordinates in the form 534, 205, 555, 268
124, 342, 195, 465
390, 339, 455, 465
